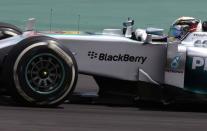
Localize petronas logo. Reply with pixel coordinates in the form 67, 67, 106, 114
171, 56, 181, 69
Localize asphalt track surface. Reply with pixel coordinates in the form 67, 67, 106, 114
0, 75, 207, 131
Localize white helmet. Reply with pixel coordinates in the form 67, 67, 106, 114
168, 16, 202, 39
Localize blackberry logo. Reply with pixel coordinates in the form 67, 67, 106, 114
88, 51, 98, 59
88, 51, 147, 64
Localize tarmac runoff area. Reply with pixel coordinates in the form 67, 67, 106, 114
0, 74, 207, 131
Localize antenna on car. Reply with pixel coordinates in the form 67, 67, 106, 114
49, 8, 53, 32
77, 14, 80, 34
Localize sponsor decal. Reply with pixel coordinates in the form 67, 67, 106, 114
166, 55, 184, 73
88, 51, 98, 59
185, 56, 207, 93
88, 51, 147, 64
192, 56, 207, 71
170, 56, 181, 69
193, 33, 207, 37
166, 69, 183, 73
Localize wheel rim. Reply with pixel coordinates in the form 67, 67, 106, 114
25, 53, 65, 94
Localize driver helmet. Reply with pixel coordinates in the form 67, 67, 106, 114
168, 16, 202, 40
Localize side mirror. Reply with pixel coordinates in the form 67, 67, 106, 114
123, 18, 134, 27
123, 18, 134, 38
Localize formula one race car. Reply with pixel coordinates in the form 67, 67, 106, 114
1, 16, 207, 107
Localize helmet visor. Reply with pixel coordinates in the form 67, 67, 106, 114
168, 26, 182, 38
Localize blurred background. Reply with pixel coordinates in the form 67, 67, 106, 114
0, 0, 206, 32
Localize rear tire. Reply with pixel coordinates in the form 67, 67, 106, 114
3, 36, 78, 107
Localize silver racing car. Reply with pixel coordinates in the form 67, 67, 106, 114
0, 17, 207, 107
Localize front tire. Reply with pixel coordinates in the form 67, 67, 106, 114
4, 36, 78, 107
0, 22, 22, 39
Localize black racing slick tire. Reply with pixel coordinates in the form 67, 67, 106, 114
0, 22, 22, 39
3, 36, 78, 107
